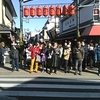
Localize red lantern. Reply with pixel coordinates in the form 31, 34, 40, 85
43, 6, 48, 16
56, 5, 61, 16
69, 5, 76, 16
24, 7, 29, 17
62, 5, 69, 16
49, 6, 55, 16
94, 9, 99, 14
36, 6, 42, 17
30, 7, 35, 17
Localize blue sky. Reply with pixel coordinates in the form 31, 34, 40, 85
12, 0, 72, 32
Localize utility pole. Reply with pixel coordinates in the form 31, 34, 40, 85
19, 0, 33, 45
76, 0, 80, 37
19, 0, 23, 45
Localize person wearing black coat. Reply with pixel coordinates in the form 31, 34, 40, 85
52, 42, 60, 74
10, 43, 19, 72
45, 42, 53, 74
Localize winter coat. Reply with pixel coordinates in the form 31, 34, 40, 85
10, 48, 19, 59
52, 47, 60, 67
73, 47, 85, 59
35, 46, 41, 55
64, 48, 70, 60
29, 46, 35, 59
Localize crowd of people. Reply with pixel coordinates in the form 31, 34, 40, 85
0, 39, 100, 76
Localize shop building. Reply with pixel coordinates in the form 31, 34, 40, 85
56, 0, 100, 43
0, 0, 17, 47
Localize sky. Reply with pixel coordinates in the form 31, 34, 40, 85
12, 0, 72, 33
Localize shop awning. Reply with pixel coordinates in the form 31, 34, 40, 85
81, 25, 100, 36
0, 31, 11, 33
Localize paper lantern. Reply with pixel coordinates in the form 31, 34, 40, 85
43, 6, 48, 16
37, 6, 42, 17
30, 7, 35, 17
56, 5, 61, 16
24, 7, 29, 17
62, 5, 69, 16
49, 6, 55, 16
69, 5, 76, 16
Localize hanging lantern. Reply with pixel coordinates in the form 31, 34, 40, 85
56, 5, 61, 16
49, 6, 55, 16
43, 6, 48, 16
62, 5, 69, 16
69, 5, 76, 16
24, 7, 29, 17
94, 9, 99, 14
36, 6, 42, 17
30, 7, 36, 17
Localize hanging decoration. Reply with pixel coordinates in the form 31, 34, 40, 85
43, 6, 48, 16
36, 6, 42, 17
30, 7, 36, 17
49, 6, 55, 16
24, 7, 29, 17
56, 5, 61, 16
69, 5, 76, 16
62, 5, 69, 16
23, 5, 76, 17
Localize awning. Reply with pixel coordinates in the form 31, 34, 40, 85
81, 25, 100, 36
0, 31, 11, 33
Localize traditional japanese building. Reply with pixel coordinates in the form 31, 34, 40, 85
0, 0, 17, 47
56, 0, 100, 43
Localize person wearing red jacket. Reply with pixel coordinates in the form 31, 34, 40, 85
29, 43, 35, 73
34, 42, 41, 73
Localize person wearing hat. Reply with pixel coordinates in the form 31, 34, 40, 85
10, 42, 19, 71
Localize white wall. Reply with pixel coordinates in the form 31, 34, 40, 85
3, 4, 11, 28
0, 0, 3, 24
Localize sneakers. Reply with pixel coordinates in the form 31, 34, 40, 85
74, 72, 82, 75
74, 73, 77, 75
79, 72, 82, 75
16, 69, 19, 71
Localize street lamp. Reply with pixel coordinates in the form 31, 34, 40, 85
19, 0, 33, 45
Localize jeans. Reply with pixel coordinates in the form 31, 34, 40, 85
75, 59, 83, 73
97, 61, 100, 74
64, 60, 70, 72
12, 58, 19, 70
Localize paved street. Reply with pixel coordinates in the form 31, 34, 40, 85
0, 63, 99, 79
0, 63, 100, 100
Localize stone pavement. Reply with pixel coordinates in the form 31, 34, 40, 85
0, 63, 99, 80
